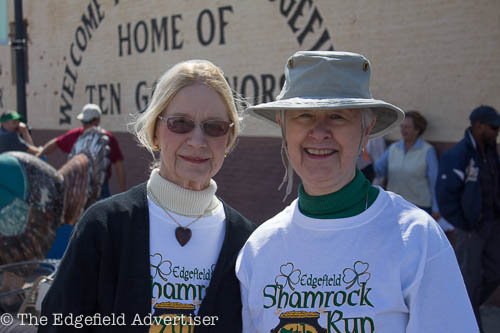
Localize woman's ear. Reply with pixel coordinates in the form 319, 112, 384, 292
152, 126, 160, 150
153, 139, 160, 151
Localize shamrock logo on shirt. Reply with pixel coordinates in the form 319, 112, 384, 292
150, 253, 172, 282
275, 263, 302, 291
343, 261, 371, 289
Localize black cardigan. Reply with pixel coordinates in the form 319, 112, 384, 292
39, 183, 256, 332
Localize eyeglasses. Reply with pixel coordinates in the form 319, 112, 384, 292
488, 124, 499, 131
158, 115, 234, 137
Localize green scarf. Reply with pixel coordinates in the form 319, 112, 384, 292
298, 169, 379, 219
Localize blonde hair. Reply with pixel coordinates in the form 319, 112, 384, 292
132, 59, 241, 156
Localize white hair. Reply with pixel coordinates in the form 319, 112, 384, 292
361, 108, 374, 131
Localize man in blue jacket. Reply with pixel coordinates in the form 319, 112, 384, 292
436, 105, 500, 329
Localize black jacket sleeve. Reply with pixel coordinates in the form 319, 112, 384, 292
39, 205, 107, 332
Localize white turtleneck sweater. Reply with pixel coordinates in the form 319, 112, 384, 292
147, 169, 226, 320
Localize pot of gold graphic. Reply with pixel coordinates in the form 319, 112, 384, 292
271, 311, 327, 333
150, 302, 196, 333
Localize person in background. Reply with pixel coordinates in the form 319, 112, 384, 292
37, 104, 126, 198
236, 51, 477, 332
436, 105, 500, 330
374, 110, 440, 219
40, 59, 256, 332
0, 110, 41, 155
356, 136, 386, 185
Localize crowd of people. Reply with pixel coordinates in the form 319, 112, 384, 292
0, 104, 126, 199
1, 104, 127, 263
372, 104, 500, 331
1, 50, 499, 332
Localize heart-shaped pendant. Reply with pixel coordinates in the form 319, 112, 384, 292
175, 227, 192, 246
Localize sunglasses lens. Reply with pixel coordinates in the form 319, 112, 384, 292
203, 121, 230, 137
164, 116, 231, 136
167, 117, 195, 134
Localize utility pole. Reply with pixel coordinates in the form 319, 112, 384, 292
11, 0, 26, 121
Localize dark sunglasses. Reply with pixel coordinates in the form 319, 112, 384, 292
158, 115, 233, 137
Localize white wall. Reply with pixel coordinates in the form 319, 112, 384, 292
0, 0, 498, 142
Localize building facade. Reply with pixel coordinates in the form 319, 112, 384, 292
0, 0, 499, 222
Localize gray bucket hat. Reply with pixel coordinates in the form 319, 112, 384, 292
248, 51, 405, 139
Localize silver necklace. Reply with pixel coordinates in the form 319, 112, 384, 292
147, 185, 203, 246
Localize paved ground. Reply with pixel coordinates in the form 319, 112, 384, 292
481, 305, 500, 333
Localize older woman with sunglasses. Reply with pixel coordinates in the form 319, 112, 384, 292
40, 60, 255, 332
236, 52, 477, 332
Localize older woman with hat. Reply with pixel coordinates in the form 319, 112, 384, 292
40, 59, 255, 332
236, 51, 477, 332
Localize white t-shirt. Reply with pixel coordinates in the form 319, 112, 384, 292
148, 197, 226, 319
236, 189, 478, 333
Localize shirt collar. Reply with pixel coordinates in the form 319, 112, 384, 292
298, 169, 376, 218
466, 128, 478, 150
396, 136, 423, 153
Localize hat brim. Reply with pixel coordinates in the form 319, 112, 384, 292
489, 118, 500, 127
1, 112, 24, 123
248, 97, 405, 139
